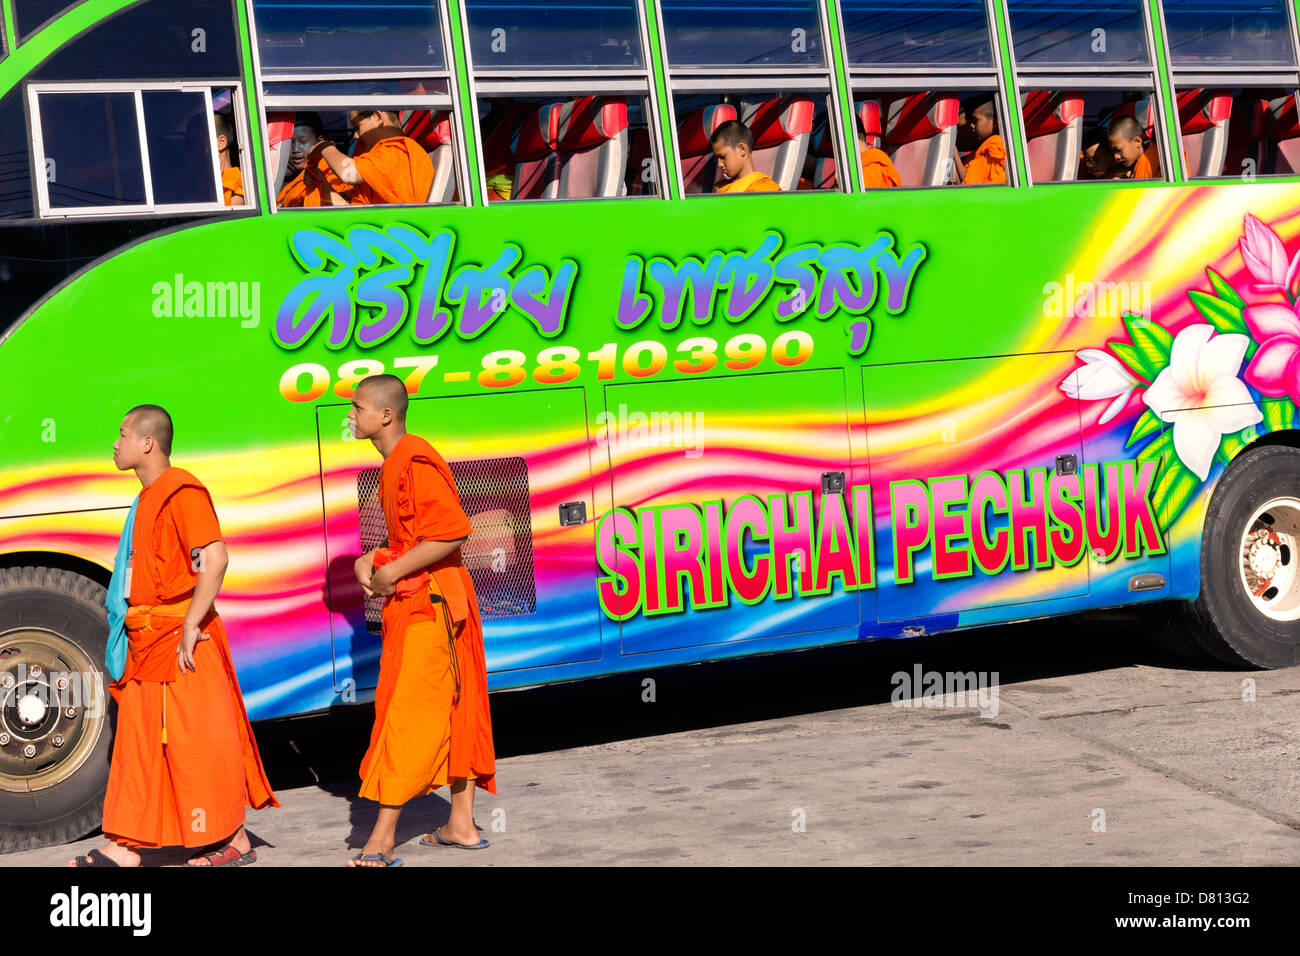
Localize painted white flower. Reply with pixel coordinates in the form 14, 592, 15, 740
1060, 348, 1139, 424
1142, 325, 1262, 481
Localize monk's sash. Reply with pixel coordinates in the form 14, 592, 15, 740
105, 495, 140, 681
355, 124, 407, 154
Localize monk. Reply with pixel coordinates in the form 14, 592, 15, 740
954, 96, 1007, 185
859, 135, 901, 188
311, 109, 434, 205
348, 375, 496, 866
711, 120, 781, 193
215, 112, 244, 206
69, 405, 278, 867
1080, 125, 1118, 179
1109, 115, 1161, 179
276, 113, 361, 208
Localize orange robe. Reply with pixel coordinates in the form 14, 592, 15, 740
102, 467, 278, 848
277, 159, 366, 207
360, 434, 496, 802
221, 167, 244, 206
717, 171, 781, 193
962, 135, 1007, 185
1132, 143, 1161, 180
861, 147, 901, 187
353, 135, 435, 205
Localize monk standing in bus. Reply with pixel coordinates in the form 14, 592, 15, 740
348, 375, 496, 866
712, 120, 781, 193
1109, 115, 1161, 179
310, 109, 433, 205
953, 97, 1007, 185
69, 405, 277, 867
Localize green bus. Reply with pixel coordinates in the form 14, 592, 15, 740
3, 0, 1300, 851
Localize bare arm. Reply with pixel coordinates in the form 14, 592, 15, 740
312, 142, 363, 185
178, 540, 228, 672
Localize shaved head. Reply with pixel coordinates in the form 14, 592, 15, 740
126, 404, 173, 456
1109, 115, 1143, 141
711, 120, 754, 152
356, 374, 408, 420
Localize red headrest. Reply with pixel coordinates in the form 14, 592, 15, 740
1177, 89, 1232, 134
1112, 98, 1156, 138
558, 96, 629, 151
885, 93, 959, 147
1269, 93, 1300, 139
857, 100, 883, 138
746, 96, 814, 148
404, 109, 452, 150
267, 111, 295, 148
1022, 90, 1083, 136
678, 103, 738, 156
513, 101, 562, 160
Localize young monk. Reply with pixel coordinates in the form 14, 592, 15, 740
859, 134, 901, 188
1080, 125, 1118, 179
953, 96, 1007, 185
348, 375, 496, 866
711, 120, 781, 193
276, 113, 360, 208
69, 405, 278, 867
1109, 115, 1161, 179
214, 112, 244, 206
311, 109, 433, 205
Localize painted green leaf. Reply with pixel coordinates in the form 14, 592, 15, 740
1263, 400, 1296, 433
1152, 462, 1202, 532
1125, 409, 1161, 448
1219, 431, 1247, 463
1187, 289, 1248, 337
1206, 267, 1246, 309
1124, 313, 1173, 372
1109, 342, 1155, 382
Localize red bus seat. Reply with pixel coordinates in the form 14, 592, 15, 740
267, 111, 295, 197
403, 109, 456, 203
1177, 89, 1232, 177
1267, 94, 1300, 174
809, 116, 837, 189
740, 95, 814, 191
677, 103, 737, 194
1022, 90, 1083, 181
882, 92, 959, 187
625, 126, 654, 195
1223, 94, 1268, 178
556, 96, 629, 198
511, 101, 563, 200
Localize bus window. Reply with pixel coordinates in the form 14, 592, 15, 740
465, 0, 643, 70
1006, 0, 1149, 66
658, 0, 824, 68
1163, 0, 1295, 68
29, 85, 247, 216
251, 0, 444, 74
477, 95, 654, 200
1174, 88, 1300, 179
1019, 90, 1161, 182
840, 0, 993, 67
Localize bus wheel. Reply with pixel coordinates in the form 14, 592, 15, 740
1171, 445, 1300, 668
0, 565, 113, 852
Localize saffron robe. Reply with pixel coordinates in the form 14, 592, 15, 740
861, 147, 901, 187
962, 135, 1007, 185
360, 433, 497, 800
1132, 143, 1161, 180
102, 467, 278, 848
221, 167, 244, 206
716, 171, 781, 193
277, 158, 365, 207
352, 130, 435, 205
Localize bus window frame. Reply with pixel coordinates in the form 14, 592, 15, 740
656, 0, 850, 197
839, 0, 1012, 189
461, 0, 667, 203
1006, 0, 1171, 186
26, 80, 254, 219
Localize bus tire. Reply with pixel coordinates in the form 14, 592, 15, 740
1167, 444, 1300, 668
0, 565, 114, 853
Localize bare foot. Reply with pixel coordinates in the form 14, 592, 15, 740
187, 826, 252, 866
67, 842, 140, 867
347, 841, 397, 867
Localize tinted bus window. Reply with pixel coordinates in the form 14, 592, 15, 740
0, 93, 33, 218
253, 0, 444, 73
13, 0, 78, 42
840, 0, 992, 66
660, 0, 824, 68
1007, 1, 1149, 65
466, 0, 643, 69
1163, 0, 1296, 66
143, 90, 221, 206
40, 93, 147, 208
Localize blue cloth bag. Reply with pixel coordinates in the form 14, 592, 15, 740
105, 497, 139, 681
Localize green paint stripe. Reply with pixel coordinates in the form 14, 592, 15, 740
0, 0, 144, 101
1147, 0, 1185, 182
988, 0, 1028, 186
234, 0, 267, 211
444, 0, 483, 206
2, 1, 17, 60
824, 0, 861, 192
642, 0, 679, 199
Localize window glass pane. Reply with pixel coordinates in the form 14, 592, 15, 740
14, 1, 79, 42
40, 93, 146, 208
1174, 86, 1300, 177
253, 0, 444, 73
142, 90, 220, 206
840, 1, 992, 67
466, 0, 642, 69
1163, 0, 1295, 66
1007, 1, 1149, 65
0, 92, 34, 219
661, 0, 824, 68
1018, 89, 1160, 182
265, 78, 450, 98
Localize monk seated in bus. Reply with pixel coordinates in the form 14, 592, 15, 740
310, 109, 434, 205
711, 120, 781, 193
277, 113, 360, 207
1080, 126, 1118, 179
1109, 115, 1160, 179
214, 112, 243, 206
860, 133, 901, 188
953, 96, 1006, 185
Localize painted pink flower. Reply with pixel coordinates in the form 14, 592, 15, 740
1240, 213, 1300, 297
1243, 301, 1300, 399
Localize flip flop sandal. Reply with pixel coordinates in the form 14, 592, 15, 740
191, 845, 257, 867
420, 829, 490, 850
74, 848, 122, 867
350, 852, 402, 867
